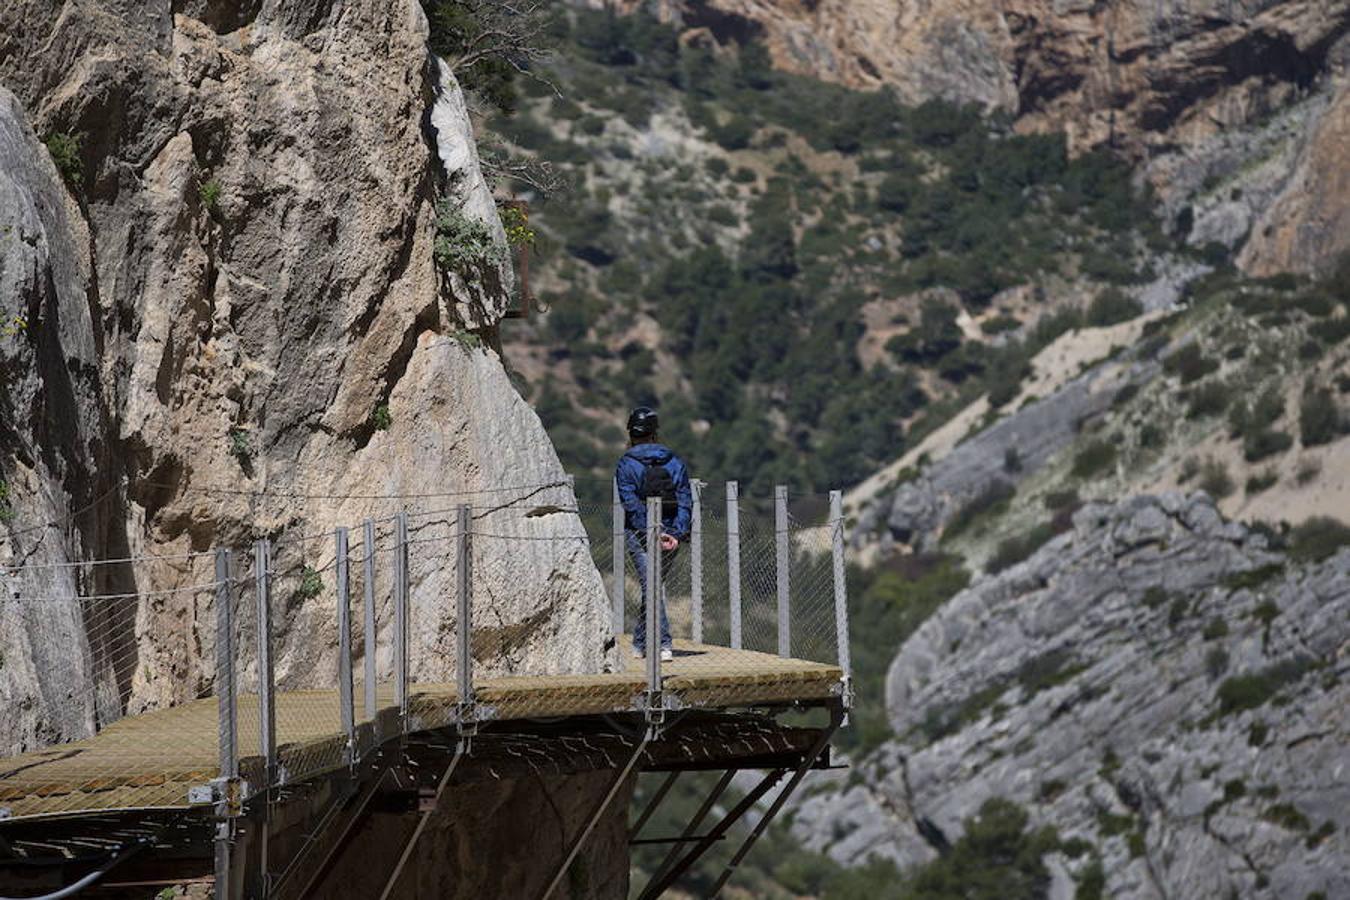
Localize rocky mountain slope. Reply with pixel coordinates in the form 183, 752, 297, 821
0, 0, 606, 767
788, 494, 1349, 899
576, 0, 1350, 277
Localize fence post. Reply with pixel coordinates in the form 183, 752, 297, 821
362, 517, 377, 720
394, 510, 410, 725
336, 528, 355, 761
213, 549, 236, 900
215, 548, 237, 783
455, 504, 473, 710
646, 497, 663, 696
690, 479, 704, 645
612, 479, 625, 644
254, 539, 276, 783
726, 481, 741, 650
830, 490, 851, 681
776, 485, 790, 658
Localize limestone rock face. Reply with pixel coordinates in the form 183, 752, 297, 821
795, 494, 1350, 898
0, 86, 111, 749
581, 1, 1350, 151
1239, 80, 1350, 276
0, 1, 609, 753
578, 0, 1350, 273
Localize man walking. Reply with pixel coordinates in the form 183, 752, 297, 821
615, 406, 692, 661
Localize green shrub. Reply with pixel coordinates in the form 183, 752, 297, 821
987, 521, 1058, 574
1075, 857, 1105, 900
1205, 646, 1229, 679
1086, 289, 1143, 327
1299, 385, 1341, 446
228, 428, 252, 465
1252, 599, 1280, 627
1306, 821, 1336, 850
1287, 517, 1350, 563
1044, 489, 1079, 511
297, 567, 323, 600
1071, 439, 1118, 479
371, 403, 392, 431
1168, 595, 1191, 628
198, 178, 222, 213
1198, 459, 1233, 498
1163, 343, 1218, 384
1216, 657, 1313, 716
1222, 563, 1285, 590
1310, 315, 1350, 346
1261, 803, 1311, 832
704, 156, 730, 178
894, 798, 1061, 900
1245, 469, 1278, 494
1243, 429, 1293, 463
1142, 586, 1169, 609
434, 200, 505, 274
1248, 720, 1268, 746
45, 131, 83, 188
944, 480, 1015, 541
1202, 617, 1229, 640
1185, 381, 1231, 419
981, 314, 1021, 335
706, 204, 738, 226
1138, 422, 1165, 449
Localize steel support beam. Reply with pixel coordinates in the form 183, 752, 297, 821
629, 771, 680, 841
644, 768, 734, 891
638, 768, 784, 900
706, 704, 845, 897
377, 743, 468, 900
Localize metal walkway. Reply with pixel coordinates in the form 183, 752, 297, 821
0, 482, 852, 897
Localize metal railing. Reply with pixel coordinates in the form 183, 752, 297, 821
0, 479, 850, 819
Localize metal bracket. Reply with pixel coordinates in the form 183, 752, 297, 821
832, 676, 855, 708
189, 776, 244, 812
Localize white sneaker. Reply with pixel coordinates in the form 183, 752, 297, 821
632, 648, 645, 659
660, 648, 674, 662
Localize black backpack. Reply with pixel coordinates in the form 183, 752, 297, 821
640, 462, 679, 520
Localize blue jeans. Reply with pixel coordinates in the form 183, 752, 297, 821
627, 532, 675, 652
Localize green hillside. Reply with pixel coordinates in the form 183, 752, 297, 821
490, 7, 1169, 493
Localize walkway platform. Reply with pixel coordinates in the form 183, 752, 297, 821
0, 641, 842, 821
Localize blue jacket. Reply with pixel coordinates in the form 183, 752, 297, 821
616, 443, 693, 540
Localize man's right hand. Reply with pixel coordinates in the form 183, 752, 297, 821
660, 533, 679, 552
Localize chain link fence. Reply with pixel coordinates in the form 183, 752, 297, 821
0, 478, 849, 820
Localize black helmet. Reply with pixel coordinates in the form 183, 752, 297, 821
627, 406, 659, 438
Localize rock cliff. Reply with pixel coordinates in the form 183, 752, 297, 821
790, 494, 1350, 898
579, 0, 1350, 274
0, 0, 609, 756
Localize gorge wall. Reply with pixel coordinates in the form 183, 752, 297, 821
0, 0, 607, 775
791, 495, 1350, 899
580, 0, 1350, 276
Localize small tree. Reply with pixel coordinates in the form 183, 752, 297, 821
424, 0, 557, 115
1299, 385, 1340, 446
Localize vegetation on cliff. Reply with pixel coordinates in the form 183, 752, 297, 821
492, 7, 1177, 494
